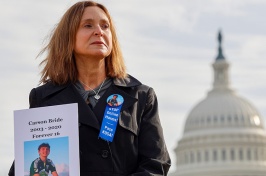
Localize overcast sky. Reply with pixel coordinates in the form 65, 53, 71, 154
1, 0, 266, 174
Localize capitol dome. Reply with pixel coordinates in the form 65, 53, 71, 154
170, 31, 266, 176
184, 87, 264, 133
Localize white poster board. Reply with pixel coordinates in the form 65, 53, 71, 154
14, 103, 80, 176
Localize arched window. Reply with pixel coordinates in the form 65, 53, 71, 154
190, 151, 194, 163
197, 151, 201, 163
230, 149, 235, 161
234, 115, 238, 123
221, 115, 225, 123
222, 149, 226, 161
239, 149, 243, 160
213, 116, 218, 124
254, 148, 258, 160
213, 150, 218, 161
247, 149, 251, 160
207, 116, 211, 124
185, 153, 189, 163
205, 151, 209, 162
227, 115, 232, 123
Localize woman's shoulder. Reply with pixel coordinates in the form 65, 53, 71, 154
30, 82, 70, 99
35, 81, 71, 90
114, 74, 154, 94
114, 74, 150, 89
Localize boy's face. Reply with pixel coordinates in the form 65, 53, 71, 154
38, 147, 50, 158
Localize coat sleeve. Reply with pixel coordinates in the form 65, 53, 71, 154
130, 87, 171, 175
8, 88, 37, 176
8, 161, 14, 176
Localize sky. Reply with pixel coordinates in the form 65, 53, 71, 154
1, 0, 266, 175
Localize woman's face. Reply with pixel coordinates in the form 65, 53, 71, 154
74, 6, 112, 59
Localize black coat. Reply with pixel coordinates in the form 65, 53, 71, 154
9, 75, 171, 176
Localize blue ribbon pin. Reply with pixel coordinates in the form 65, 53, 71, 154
99, 94, 124, 142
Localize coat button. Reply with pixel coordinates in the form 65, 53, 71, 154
101, 150, 109, 158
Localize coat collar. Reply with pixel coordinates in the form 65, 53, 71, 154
40, 75, 141, 130
113, 74, 141, 87
41, 74, 141, 99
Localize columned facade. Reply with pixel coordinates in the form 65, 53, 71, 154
170, 31, 266, 176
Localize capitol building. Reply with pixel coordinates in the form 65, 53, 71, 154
170, 32, 266, 176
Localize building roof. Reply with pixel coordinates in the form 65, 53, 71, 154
184, 31, 264, 134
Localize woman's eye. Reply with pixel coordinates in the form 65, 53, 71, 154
84, 24, 92, 28
101, 23, 109, 29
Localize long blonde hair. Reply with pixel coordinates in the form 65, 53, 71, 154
39, 1, 127, 85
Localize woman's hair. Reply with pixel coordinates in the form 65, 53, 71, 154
39, 1, 127, 85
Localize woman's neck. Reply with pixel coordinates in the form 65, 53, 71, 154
76, 57, 107, 90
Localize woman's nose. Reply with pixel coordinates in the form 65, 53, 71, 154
94, 26, 103, 36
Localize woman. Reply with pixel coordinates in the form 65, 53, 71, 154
9, 1, 171, 175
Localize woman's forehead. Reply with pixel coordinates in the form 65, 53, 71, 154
81, 6, 109, 22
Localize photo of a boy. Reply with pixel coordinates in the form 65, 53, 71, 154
30, 143, 58, 176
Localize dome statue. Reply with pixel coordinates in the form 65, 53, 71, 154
170, 31, 266, 176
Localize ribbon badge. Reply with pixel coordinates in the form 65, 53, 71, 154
99, 94, 124, 142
